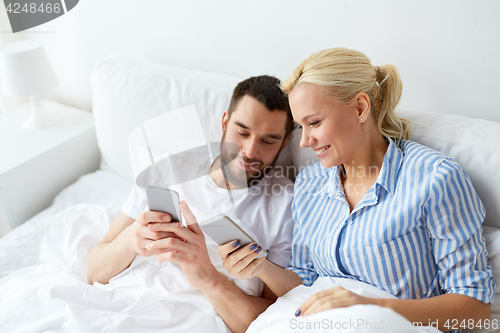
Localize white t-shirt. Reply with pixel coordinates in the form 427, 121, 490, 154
122, 169, 294, 268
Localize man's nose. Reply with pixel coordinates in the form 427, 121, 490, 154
242, 138, 259, 160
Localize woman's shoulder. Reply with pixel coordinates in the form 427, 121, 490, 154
397, 139, 473, 187
398, 139, 453, 167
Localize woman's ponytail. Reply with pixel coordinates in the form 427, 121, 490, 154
282, 48, 410, 141
374, 64, 409, 141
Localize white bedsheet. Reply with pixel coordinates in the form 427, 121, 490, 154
0, 204, 232, 332
0, 169, 133, 279
1, 169, 499, 332
0, 170, 256, 332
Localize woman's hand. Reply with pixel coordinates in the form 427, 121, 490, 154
295, 286, 375, 317
217, 240, 267, 279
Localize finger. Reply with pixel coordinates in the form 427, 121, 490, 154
134, 238, 160, 257
142, 225, 163, 242
142, 223, 175, 241
302, 298, 343, 317
179, 201, 203, 235
146, 222, 197, 242
156, 249, 188, 264
225, 243, 261, 267
296, 287, 343, 317
139, 211, 172, 225
232, 246, 264, 273
217, 240, 241, 259
152, 231, 183, 240
237, 256, 266, 277
148, 222, 182, 232
147, 237, 193, 253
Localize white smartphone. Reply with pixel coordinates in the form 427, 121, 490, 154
145, 186, 181, 222
200, 215, 266, 258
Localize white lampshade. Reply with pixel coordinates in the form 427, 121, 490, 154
0, 40, 59, 97
0, 40, 59, 129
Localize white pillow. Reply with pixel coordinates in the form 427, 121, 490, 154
398, 110, 500, 229
91, 55, 292, 182
483, 226, 500, 310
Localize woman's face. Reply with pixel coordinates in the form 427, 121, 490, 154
289, 83, 363, 169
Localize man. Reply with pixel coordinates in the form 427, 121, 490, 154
86, 75, 295, 333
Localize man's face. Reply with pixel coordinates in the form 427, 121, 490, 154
220, 95, 288, 186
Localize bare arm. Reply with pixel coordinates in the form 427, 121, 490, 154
297, 286, 490, 331
256, 259, 303, 297
378, 294, 491, 331
86, 211, 174, 285
86, 212, 136, 284
202, 259, 302, 332
200, 274, 278, 333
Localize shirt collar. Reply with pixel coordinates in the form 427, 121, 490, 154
375, 137, 403, 196
313, 137, 403, 198
313, 166, 339, 197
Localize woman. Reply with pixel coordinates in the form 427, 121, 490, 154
219, 48, 494, 332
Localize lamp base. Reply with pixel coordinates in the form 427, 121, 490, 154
23, 95, 57, 130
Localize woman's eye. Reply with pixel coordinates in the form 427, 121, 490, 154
297, 125, 303, 130
309, 121, 320, 126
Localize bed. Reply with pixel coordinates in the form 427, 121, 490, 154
1, 55, 500, 332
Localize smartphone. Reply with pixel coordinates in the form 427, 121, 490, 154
145, 186, 181, 222
200, 215, 266, 258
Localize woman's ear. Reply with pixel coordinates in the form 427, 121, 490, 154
355, 92, 371, 122
221, 110, 229, 132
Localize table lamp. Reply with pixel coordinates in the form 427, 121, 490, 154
0, 40, 59, 130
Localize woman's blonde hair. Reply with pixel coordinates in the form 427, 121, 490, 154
281, 48, 409, 141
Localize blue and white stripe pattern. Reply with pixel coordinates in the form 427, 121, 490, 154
288, 138, 495, 305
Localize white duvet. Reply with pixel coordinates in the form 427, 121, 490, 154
247, 277, 440, 333
0, 170, 499, 332
0, 204, 256, 332
0, 203, 435, 333
0, 203, 437, 333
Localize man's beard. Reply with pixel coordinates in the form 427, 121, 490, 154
219, 133, 281, 189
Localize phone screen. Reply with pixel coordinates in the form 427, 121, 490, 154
145, 186, 181, 222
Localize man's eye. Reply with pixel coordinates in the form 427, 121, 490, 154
237, 132, 249, 137
263, 140, 274, 145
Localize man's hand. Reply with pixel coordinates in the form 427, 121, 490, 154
146, 201, 220, 290
217, 240, 266, 279
123, 210, 180, 257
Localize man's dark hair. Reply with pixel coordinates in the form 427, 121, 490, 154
227, 75, 294, 137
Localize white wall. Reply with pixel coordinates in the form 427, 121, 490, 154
1, 0, 499, 122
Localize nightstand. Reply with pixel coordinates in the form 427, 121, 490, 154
0, 100, 100, 235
